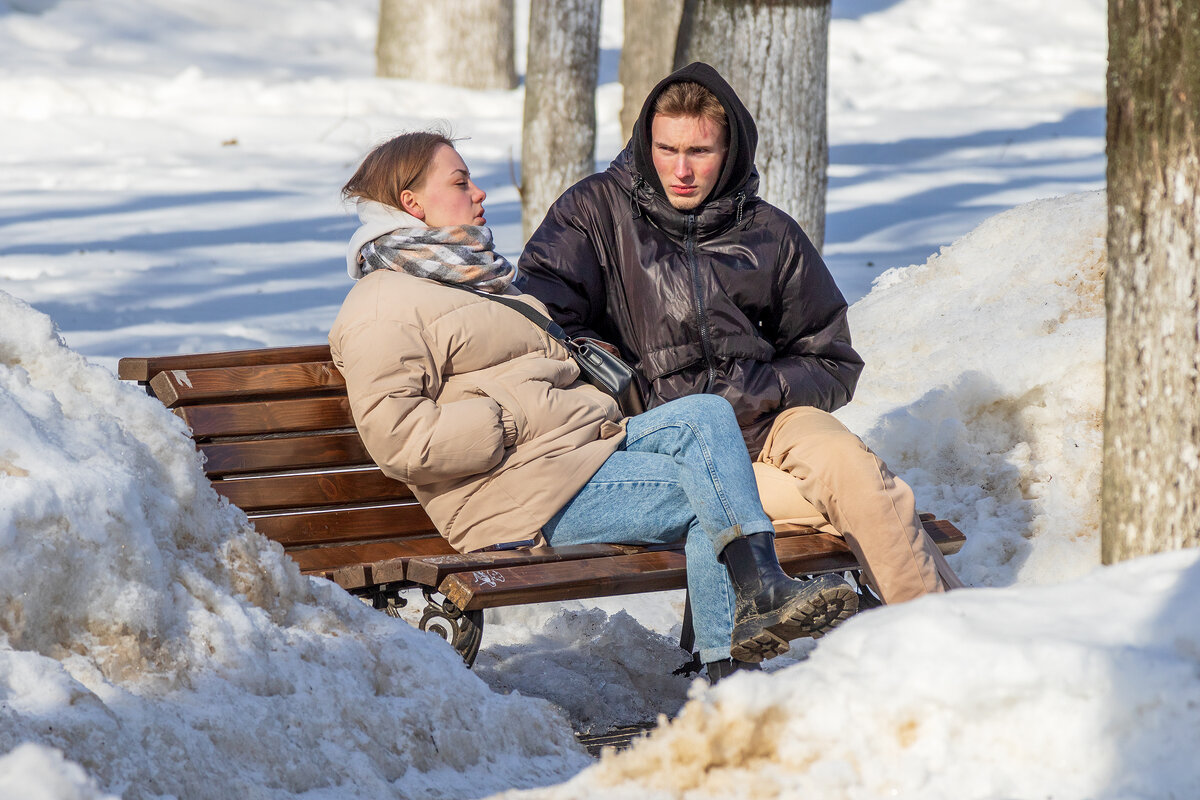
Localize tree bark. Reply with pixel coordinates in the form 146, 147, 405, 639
619, 0, 686, 142
521, 0, 602, 240
1102, 0, 1200, 563
376, 0, 517, 90
675, 0, 829, 250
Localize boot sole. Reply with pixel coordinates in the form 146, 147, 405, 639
730, 584, 860, 663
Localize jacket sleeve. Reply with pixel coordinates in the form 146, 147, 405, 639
768, 226, 865, 413
518, 185, 608, 342
333, 318, 508, 485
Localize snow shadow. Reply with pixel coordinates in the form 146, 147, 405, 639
833, 0, 906, 19
826, 107, 1105, 297
0, 0, 61, 15
0, 189, 293, 230
1104, 552, 1200, 795
470, 606, 693, 734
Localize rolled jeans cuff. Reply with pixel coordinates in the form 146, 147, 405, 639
711, 523, 748, 556
698, 644, 732, 663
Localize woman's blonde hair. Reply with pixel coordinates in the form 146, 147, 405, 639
342, 130, 455, 208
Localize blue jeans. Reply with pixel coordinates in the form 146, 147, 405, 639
542, 394, 774, 663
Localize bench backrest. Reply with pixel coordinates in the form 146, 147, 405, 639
118, 345, 444, 585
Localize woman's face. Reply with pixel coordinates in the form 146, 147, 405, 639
405, 145, 487, 227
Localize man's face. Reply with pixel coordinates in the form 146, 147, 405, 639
650, 114, 728, 211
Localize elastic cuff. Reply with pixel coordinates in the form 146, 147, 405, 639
499, 408, 519, 448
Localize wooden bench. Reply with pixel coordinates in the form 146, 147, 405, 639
118, 344, 966, 667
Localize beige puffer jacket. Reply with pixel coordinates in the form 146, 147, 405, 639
329, 269, 626, 553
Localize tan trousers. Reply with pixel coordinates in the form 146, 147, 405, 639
753, 406, 963, 604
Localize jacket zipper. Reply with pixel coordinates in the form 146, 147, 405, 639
686, 214, 718, 393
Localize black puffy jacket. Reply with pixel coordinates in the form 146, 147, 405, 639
518, 62, 863, 455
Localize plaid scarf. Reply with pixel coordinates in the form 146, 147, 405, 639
358, 225, 517, 294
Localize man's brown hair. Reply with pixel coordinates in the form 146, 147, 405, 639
342, 130, 455, 208
653, 81, 727, 137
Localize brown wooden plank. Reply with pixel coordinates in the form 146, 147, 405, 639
406, 523, 844, 588
437, 523, 957, 612
289, 536, 452, 589
775, 518, 965, 556
775, 532, 861, 577
118, 344, 331, 382
199, 432, 371, 477
250, 503, 437, 547
179, 395, 354, 439
421, 518, 963, 605
149, 361, 344, 408
441, 550, 689, 611
213, 468, 413, 512
407, 524, 831, 588
922, 519, 966, 555
405, 543, 665, 587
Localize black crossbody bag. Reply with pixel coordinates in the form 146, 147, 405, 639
451, 285, 644, 417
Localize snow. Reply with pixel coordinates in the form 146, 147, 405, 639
2, 0, 1195, 798
0, 292, 588, 797
501, 548, 1200, 799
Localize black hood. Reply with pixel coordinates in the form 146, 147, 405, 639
630, 61, 758, 207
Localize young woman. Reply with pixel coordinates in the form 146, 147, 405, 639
329, 131, 858, 681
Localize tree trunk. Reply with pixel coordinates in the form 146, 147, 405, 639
619, 0, 686, 142
376, 0, 517, 90
521, 0, 602, 240
675, 0, 829, 250
1102, 0, 1200, 563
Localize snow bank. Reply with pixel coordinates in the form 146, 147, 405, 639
837, 191, 1107, 587
501, 548, 1200, 800
0, 290, 588, 798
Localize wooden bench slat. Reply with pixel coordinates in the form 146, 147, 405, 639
179, 395, 355, 439
118, 345, 332, 382
442, 550, 689, 611
149, 361, 344, 408
200, 432, 371, 477
290, 536, 453, 589
405, 543, 665, 587
251, 503, 436, 547
405, 526, 826, 588
921, 518, 966, 555
417, 519, 966, 602
214, 469, 412, 512
436, 524, 957, 612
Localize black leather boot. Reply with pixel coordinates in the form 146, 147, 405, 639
720, 532, 858, 662
705, 658, 762, 684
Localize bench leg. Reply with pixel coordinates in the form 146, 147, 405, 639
419, 587, 484, 668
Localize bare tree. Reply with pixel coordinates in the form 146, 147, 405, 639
675, 0, 830, 250
618, 0, 686, 141
376, 0, 517, 90
1102, 0, 1200, 563
520, 0, 602, 240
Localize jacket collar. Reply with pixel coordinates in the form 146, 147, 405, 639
346, 199, 425, 279
612, 147, 758, 241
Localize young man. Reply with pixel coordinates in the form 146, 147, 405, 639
519, 62, 962, 642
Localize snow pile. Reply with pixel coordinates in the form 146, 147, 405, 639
0, 290, 588, 798
502, 548, 1200, 800
838, 191, 1107, 587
